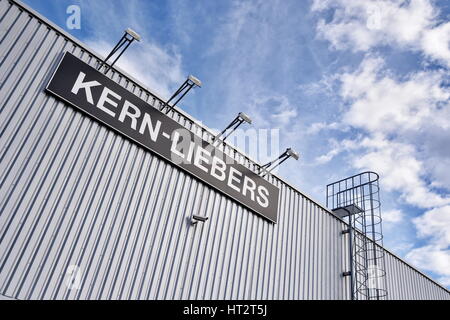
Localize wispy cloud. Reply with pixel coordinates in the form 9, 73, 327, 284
78, 0, 186, 98
311, 0, 450, 285
382, 209, 404, 224
312, 0, 450, 66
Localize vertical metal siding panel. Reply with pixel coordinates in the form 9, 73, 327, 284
220, 202, 242, 300
286, 189, 295, 299
236, 203, 253, 299
389, 254, 396, 299
248, 210, 263, 299
1, 108, 82, 296
254, 215, 268, 299
324, 208, 331, 300
403, 264, 410, 300
167, 176, 206, 300
28, 126, 111, 299
0, 31, 68, 195
196, 194, 224, 299
145, 164, 184, 299
261, 206, 274, 300
0, 5, 31, 60
146, 165, 184, 299
176, 182, 211, 299
18, 117, 101, 299
207, 195, 232, 299
160, 173, 195, 299
0, 0, 11, 22
111, 154, 155, 299
215, 201, 236, 299
189, 189, 218, 298
1, 22, 65, 254
107, 98, 155, 300
318, 205, 324, 299
394, 256, 401, 299
286, 188, 295, 299
291, 192, 300, 299
101, 148, 148, 299
303, 200, 311, 299
279, 186, 290, 299
128, 157, 165, 299
84, 142, 140, 299
1, 0, 449, 301
298, 196, 307, 299
309, 203, 316, 299
243, 210, 257, 299
272, 184, 285, 299
64, 133, 128, 300
314, 204, 321, 299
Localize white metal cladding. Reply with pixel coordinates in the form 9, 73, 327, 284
0, 0, 448, 300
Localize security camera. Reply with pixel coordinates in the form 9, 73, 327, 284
192, 215, 209, 225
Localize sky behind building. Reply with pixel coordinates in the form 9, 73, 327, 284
22, 0, 450, 288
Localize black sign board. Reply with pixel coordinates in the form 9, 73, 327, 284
46, 52, 279, 222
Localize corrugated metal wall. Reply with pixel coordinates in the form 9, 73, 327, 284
0, 0, 448, 300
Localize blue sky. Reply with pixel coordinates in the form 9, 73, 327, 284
23, 0, 450, 288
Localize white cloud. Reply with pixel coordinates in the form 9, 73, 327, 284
311, 1, 450, 285
437, 276, 450, 287
340, 56, 450, 134
246, 95, 298, 128
306, 121, 344, 134
421, 22, 450, 64
77, 0, 186, 99
312, 0, 450, 67
413, 205, 450, 247
383, 209, 404, 223
313, 54, 450, 208
352, 135, 450, 208
406, 245, 450, 279
314, 138, 358, 164
87, 40, 185, 99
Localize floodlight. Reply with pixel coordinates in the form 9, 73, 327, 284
98, 28, 141, 74
259, 147, 300, 177
238, 112, 252, 124
286, 148, 299, 160
188, 75, 202, 87
212, 112, 253, 144
125, 28, 141, 41
161, 75, 202, 114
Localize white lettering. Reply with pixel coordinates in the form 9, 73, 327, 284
194, 146, 210, 173
186, 141, 195, 163
96, 87, 121, 117
119, 100, 141, 130
242, 176, 256, 201
227, 167, 242, 193
257, 185, 269, 208
71, 71, 101, 104
171, 131, 185, 159
66, 5, 81, 30
211, 156, 226, 181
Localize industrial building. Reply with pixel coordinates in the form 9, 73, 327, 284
0, 0, 449, 300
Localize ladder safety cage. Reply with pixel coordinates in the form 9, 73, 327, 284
326, 171, 388, 300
